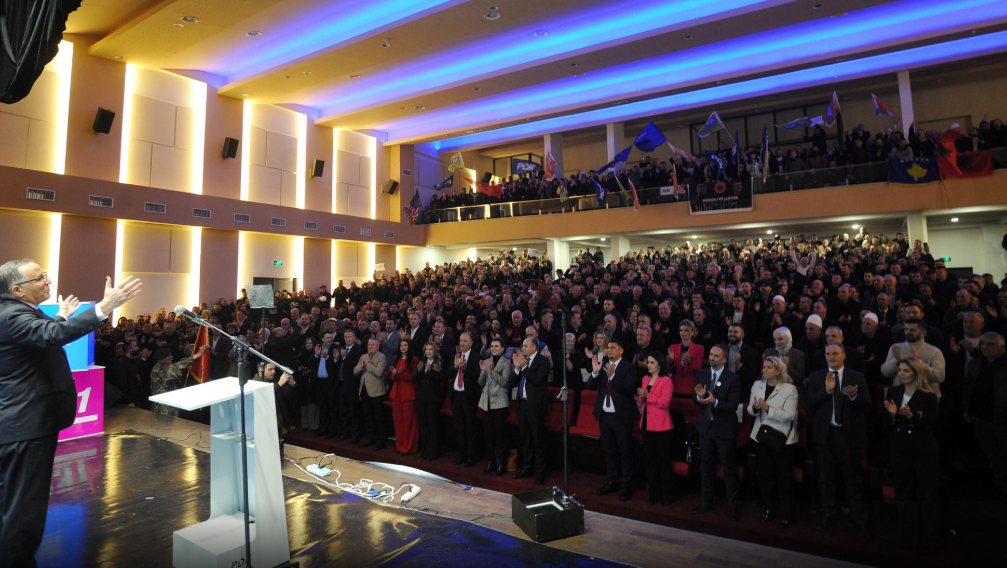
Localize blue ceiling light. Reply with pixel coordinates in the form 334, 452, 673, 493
214, 0, 457, 83
310, 0, 779, 115
383, 0, 1007, 142
432, 30, 1007, 152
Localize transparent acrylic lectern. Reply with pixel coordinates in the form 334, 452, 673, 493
150, 377, 291, 568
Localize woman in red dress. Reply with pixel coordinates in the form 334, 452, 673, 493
389, 339, 420, 454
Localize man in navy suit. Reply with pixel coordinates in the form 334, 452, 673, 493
808, 343, 874, 539
511, 337, 552, 484
588, 339, 641, 501
0, 259, 141, 567
692, 344, 743, 521
448, 332, 482, 466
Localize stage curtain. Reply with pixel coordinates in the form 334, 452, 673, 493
1, 0, 81, 104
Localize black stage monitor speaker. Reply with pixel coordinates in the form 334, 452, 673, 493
382, 179, 399, 195
222, 137, 239, 159
512, 487, 584, 543
481, 171, 493, 184
92, 107, 116, 134
311, 159, 325, 178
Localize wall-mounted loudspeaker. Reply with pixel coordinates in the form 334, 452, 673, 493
382, 179, 399, 195
311, 159, 325, 178
481, 171, 493, 184
92, 108, 116, 134
222, 137, 239, 159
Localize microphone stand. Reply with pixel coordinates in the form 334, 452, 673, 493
559, 311, 570, 496
175, 311, 296, 568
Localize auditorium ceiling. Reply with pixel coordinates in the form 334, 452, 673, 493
70, 0, 1007, 150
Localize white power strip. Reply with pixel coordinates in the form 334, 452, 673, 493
401, 485, 421, 503
306, 464, 331, 476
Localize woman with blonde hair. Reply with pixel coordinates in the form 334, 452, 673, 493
883, 358, 939, 553
748, 356, 799, 528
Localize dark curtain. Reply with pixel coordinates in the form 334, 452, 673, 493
1, 0, 81, 104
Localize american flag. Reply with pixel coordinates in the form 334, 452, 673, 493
406, 191, 422, 224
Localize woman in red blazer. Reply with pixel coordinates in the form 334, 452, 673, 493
668, 320, 705, 397
389, 339, 419, 454
638, 353, 675, 505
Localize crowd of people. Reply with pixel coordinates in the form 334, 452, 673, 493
416, 118, 1007, 223
100, 228, 1007, 553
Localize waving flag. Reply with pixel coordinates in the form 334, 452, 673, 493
598, 146, 632, 174
634, 121, 668, 152
667, 142, 697, 162
448, 152, 465, 172
887, 157, 939, 184
545, 150, 557, 180
706, 151, 726, 179
824, 91, 841, 127
729, 129, 740, 166
627, 178, 641, 211
187, 325, 210, 385
775, 116, 811, 130
871, 94, 901, 125
591, 178, 607, 207
697, 111, 726, 138
476, 182, 503, 198
432, 173, 454, 191
760, 123, 769, 183
406, 191, 422, 224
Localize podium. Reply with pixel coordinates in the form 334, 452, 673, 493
150, 377, 290, 568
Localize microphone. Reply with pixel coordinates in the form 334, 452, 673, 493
174, 305, 203, 321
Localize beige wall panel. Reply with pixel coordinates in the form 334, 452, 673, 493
333, 242, 359, 276
280, 170, 297, 208
374, 244, 395, 278
130, 94, 176, 147
168, 228, 193, 273
347, 185, 371, 218
0, 211, 53, 269
358, 155, 372, 188
336, 150, 360, 186
249, 163, 281, 205
4, 69, 58, 123
302, 238, 332, 292
64, 35, 124, 182
174, 105, 196, 151
0, 112, 29, 168
150, 144, 193, 193
252, 104, 298, 137
266, 130, 297, 172
336, 130, 370, 156
122, 223, 171, 273
57, 216, 117, 302
133, 67, 184, 106
125, 139, 152, 186
240, 233, 295, 281
202, 93, 242, 200
334, 182, 349, 214
119, 272, 188, 318
355, 244, 370, 277
199, 229, 238, 304
305, 123, 332, 213
249, 125, 267, 166
25, 119, 57, 173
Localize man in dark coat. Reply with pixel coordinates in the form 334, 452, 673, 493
588, 339, 641, 501
691, 345, 743, 520
510, 337, 552, 484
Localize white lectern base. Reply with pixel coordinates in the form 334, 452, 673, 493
173, 513, 256, 568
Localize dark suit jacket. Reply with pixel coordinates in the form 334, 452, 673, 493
589, 359, 641, 425
415, 361, 446, 405
0, 298, 103, 445
511, 353, 551, 417
885, 385, 939, 453
341, 343, 363, 390
693, 367, 741, 439
447, 351, 481, 406
209, 334, 232, 379
807, 367, 872, 447
726, 343, 761, 398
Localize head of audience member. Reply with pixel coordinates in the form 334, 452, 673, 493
897, 358, 933, 392
806, 315, 823, 341
824, 343, 846, 371
708, 345, 726, 371
903, 318, 927, 344
762, 356, 790, 385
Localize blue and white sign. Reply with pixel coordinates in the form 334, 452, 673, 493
512, 158, 541, 174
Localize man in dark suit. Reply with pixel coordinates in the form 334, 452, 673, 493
510, 337, 552, 484
811, 326, 865, 373
725, 323, 761, 398
588, 339, 641, 501
692, 345, 743, 521
0, 259, 140, 567
807, 343, 874, 539
336, 329, 363, 442
447, 332, 481, 466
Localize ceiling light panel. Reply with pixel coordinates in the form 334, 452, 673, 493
379, 0, 1007, 142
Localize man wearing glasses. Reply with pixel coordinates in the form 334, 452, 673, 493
0, 258, 141, 566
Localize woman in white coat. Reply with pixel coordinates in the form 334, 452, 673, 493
748, 356, 799, 528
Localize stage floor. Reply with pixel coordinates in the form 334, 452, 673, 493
38, 408, 864, 568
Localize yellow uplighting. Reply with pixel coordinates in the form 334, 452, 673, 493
332, 128, 339, 213
53, 41, 73, 175
189, 227, 202, 308
112, 220, 126, 321
293, 236, 305, 292
296, 112, 307, 209
369, 134, 377, 220
236, 231, 246, 299
368, 243, 376, 282
330, 241, 337, 293
43, 213, 62, 305
188, 80, 207, 195
118, 64, 138, 184
240, 100, 253, 201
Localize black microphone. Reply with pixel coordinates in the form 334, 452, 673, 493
174, 305, 203, 321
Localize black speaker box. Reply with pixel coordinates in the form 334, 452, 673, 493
92, 107, 116, 134
222, 137, 239, 159
311, 159, 325, 178
382, 179, 399, 195
512, 487, 584, 543
481, 171, 493, 184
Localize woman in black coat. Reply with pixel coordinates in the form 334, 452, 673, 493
883, 358, 940, 554
415, 342, 446, 461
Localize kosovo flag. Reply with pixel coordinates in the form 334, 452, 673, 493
598, 146, 632, 174
887, 157, 939, 184
634, 122, 667, 153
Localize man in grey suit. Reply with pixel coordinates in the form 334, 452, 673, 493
0, 258, 140, 567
